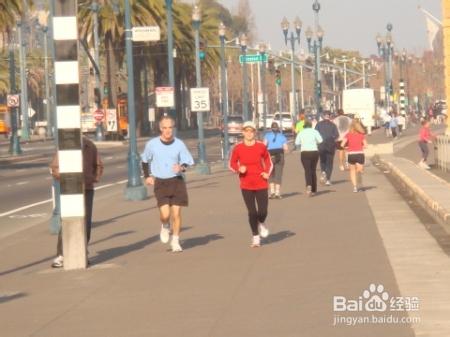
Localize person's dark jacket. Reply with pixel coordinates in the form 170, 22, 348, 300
50, 136, 103, 190
315, 119, 339, 152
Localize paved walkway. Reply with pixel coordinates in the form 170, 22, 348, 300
3, 146, 448, 336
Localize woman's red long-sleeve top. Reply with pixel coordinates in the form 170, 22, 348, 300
229, 141, 273, 190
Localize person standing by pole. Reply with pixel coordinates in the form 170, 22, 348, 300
263, 121, 288, 199
50, 136, 104, 268
229, 121, 273, 248
315, 111, 339, 185
141, 116, 194, 252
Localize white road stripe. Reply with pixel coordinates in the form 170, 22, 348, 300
0, 179, 129, 217
16, 181, 29, 186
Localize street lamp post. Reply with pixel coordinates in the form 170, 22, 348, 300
17, 20, 30, 141
124, 0, 147, 200
281, 16, 302, 121
219, 22, 230, 166
306, 0, 324, 117
192, 5, 210, 174
259, 43, 268, 130
8, 33, 22, 155
377, 23, 394, 114
92, 0, 104, 141
165, 0, 177, 122
240, 34, 249, 121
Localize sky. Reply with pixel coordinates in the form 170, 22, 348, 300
218, 0, 442, 57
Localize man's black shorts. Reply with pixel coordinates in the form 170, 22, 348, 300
347, 153, 365, 165
154, 176, 188, 207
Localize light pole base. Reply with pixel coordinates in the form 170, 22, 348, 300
9, 135, 22, 155
95, 124, 105, 141
50, 212, 61, 235
195, 162, 211, 175
124, 184, 148, 201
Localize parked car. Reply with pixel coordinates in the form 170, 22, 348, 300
221, 115, 244, 144
273, 112, 294, 132
258, 114, 274, 130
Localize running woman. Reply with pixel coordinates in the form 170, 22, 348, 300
229, 121, 273, 248
418, 119, 435, 170
141, 116, 194, 252
295, 120, 323, 196
341, 119, 367, 192
263, 121, 288, 199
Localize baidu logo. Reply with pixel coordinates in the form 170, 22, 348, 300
334, 284, 390, 312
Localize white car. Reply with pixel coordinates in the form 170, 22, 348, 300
258, 114, 274, 130
273, 112, 294, 132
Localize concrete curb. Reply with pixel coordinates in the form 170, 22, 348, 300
375, 155, 450, 233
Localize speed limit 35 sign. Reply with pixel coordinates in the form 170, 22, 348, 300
190, 88, 210, 112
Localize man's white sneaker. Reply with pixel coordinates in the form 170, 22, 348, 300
160, 224, 170, 244
353, 186, 358, 193
251, 235, 261, 248
259, 223, 269, 238
51, 255, 64, 268
171, 236, 183, 252
325, 180, 331, 186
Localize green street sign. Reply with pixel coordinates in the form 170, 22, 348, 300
239, 54, 268, 64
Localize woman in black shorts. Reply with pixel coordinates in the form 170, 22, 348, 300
341, 119, 367, 192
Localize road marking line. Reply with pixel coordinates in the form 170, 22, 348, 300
0, 180, 129, 217
16, 181, 29, 185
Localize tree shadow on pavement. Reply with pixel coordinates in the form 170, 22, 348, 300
181, 233, 224, 250
361, 186, 377, 191
90, 231, 136, 246
91, 235, 160, 265
93, 206, 157, 229
263, 230, 296, 245
0, 292, 27, 304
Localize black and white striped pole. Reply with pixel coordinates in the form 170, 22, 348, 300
52, 0, 86, 270
399, 79, 406, 115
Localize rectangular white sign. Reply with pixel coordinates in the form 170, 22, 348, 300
106, 109, 118, 132
156, 87, 175, 108
190, 88, 210, 112
132, 26, 161, 42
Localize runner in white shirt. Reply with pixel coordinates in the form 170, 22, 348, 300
333, 109, 352, 171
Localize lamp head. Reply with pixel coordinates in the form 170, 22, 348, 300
240, 33, 247, 48
192, 4, 201, 23
317, 25, 324, 41
305, 26, 313, 42
218, 22, 226, 37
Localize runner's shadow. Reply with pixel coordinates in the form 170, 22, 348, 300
314, 190, 333, 196
263, 230, 296, 245
331, 179, 347, 185
181, 233, 224, 250
361, 186, 377, 191
93, 206, 157, 229
0, 292, 27, 304
277, 192, 301, 199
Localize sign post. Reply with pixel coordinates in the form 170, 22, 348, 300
239, 53, 268, 64
190, 87, 210, 112
155, 87, 175, 108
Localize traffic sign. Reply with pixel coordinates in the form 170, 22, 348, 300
94, 109, 104, 122
132, 26, 161, 42
7, 94, 19, 108
106, 109, 118, 132
239, 54, 268, 64
190, 88, 210, 112
156, 87, 175, 108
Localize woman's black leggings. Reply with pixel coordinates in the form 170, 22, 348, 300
241, 189, 268, 235
301, 151, 319, 192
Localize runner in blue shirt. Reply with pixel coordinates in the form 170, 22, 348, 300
263, 122, 288, 199
141, 116, 194, 252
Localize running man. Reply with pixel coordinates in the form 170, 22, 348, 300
141, 116, 194, 252
333, 109, 352, 171
229, 121, 273, 248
